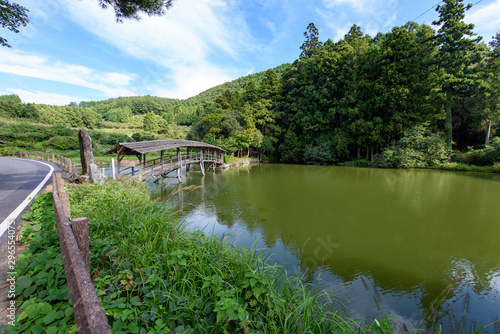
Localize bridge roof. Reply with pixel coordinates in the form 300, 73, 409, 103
106, 139, 224, 156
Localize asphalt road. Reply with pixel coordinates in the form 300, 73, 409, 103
0, 158, 54, 240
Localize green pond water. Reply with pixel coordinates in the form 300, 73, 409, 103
150, 164, 500, 332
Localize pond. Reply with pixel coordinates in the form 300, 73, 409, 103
150, 164, 500, 332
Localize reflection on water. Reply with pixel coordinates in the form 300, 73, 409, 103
150, 165, 500, 332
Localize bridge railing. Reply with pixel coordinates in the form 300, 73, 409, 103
118, 151, 223, 178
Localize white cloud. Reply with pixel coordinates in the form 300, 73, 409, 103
466, 0, 500, 42
319, 0, 398, 41
151, 65, 232, 99
7, 88, 85, 106
59, 0, 258, 99
323, 0, 396, 13
0, 48, 137, 97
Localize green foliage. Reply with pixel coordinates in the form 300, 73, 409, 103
0, 94, 21, 103
96, 132, 131, 146
303, 142, 333, 165
451, 137, 500, 166
5, 193, 77, 333
432, 0, 483, 148
131, 132, 155, 142
47, 136, 80, 150
377, 125, 450, 168
143, 112, 158, 133
0, 0, 29, 48
100, 0, 174, 22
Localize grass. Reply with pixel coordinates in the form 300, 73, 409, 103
429, 162, 500, 173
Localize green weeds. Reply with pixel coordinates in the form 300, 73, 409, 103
0, 193, 77, 334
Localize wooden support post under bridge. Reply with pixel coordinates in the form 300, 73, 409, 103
177, 148, 182, 183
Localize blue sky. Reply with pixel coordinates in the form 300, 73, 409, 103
1, 0, 499, 105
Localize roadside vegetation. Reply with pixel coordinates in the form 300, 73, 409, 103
5, 181, 398, 334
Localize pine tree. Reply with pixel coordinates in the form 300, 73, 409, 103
300, 22, 322, 60
433, 0, 482, 148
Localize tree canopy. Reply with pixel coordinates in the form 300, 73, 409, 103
0, 0, 175, 48
0, 0, 29, 47
99, 0, 174, 22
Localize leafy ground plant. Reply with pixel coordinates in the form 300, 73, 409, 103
0, 193, 77, 334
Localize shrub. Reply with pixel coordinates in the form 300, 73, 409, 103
450, 137, 500, 166
98, 133, 130, 146
303, 142, 333, 165
48, 136, 80, 150
131, 132, 155, 142
377, 125, 450, 168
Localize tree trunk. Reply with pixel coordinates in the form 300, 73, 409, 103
485, 120, 492, 146
357, 147, 360, 159
445, 94, 453, 149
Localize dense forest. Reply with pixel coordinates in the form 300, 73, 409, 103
1, 1, 499, 168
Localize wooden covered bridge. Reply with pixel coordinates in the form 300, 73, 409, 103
106, 140, 225, 183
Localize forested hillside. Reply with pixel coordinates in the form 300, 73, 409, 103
1, 1, 499, 168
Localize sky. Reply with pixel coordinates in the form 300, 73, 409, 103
0, 0, 499, 106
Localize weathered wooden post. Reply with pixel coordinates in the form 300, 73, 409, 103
52, 154, 55, 162
71, 217, 90, 272
160, 151, 164, 174
78, 129, 94, 175
68, 159, 72, 173
177, 148, 182, 182
55, 173, 71, 218
199, 149, 205, 176
186, 148, 191, 176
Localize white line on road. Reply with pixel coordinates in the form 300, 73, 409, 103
0, 159, 54, 238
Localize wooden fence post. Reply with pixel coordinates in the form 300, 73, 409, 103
55, 173, 71, 218
71, 217, 90, 272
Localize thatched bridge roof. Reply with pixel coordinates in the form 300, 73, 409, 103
106, 140, 224, 156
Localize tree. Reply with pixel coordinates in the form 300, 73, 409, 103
1, 0, 175, 48
143, 112, 158, 133
0, 0, 29, 48
482, 32, 500, 145
98, 0, 174, 21
300, 22, 322, 60
433, 0, 482, 148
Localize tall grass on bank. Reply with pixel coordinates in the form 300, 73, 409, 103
68, 180, 388, 333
